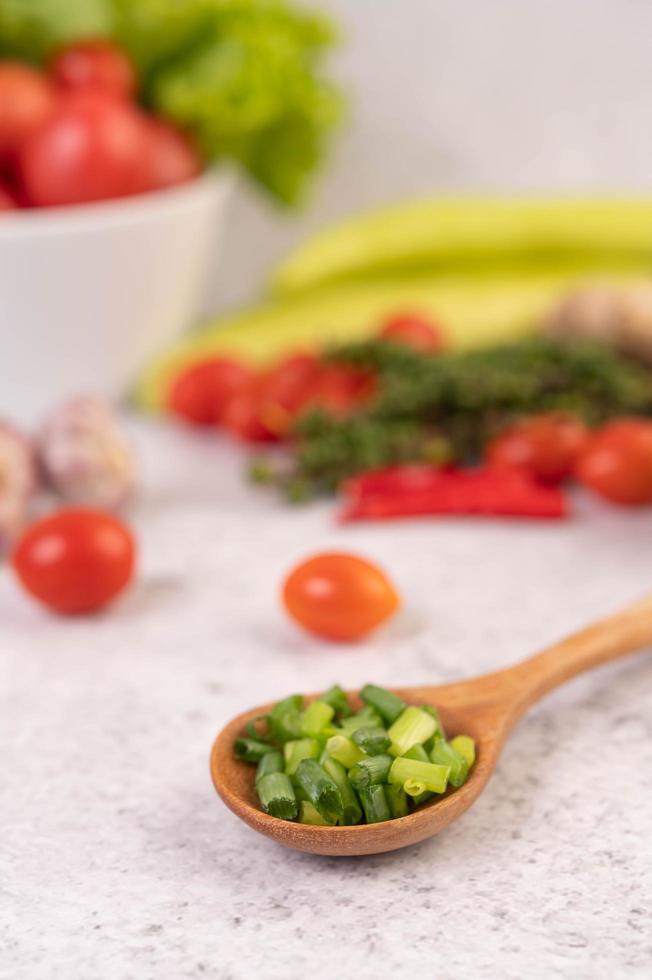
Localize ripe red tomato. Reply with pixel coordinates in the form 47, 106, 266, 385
12, 508, 136, 614
221, 384, 278, 443
0, 182, 17, 210
257, 354, 323, 434
301, 364, 377, 418
282, 552, 400, 641
0, 62, 56, 159
167, 357, 253, 426
575, 419, 652, 505
380, 312, 444, 353
50, 39, 137, 100
19, 91, 150, 206
141, 119, 202, 191
486, 413, 589, 484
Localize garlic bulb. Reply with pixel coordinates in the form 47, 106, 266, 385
546, 282, 652, 364
0, 422, 36, 551
38, 396, 135, 510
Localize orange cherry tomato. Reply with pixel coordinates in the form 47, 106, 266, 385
12, 508, 136, 614
167, 357, 253, 426
379, 312, 444, 353
486, 413, 589, 485
575, 418, 652, 505
282, 552, 400, 641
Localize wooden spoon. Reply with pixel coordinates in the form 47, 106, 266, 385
210, 594, 652, 856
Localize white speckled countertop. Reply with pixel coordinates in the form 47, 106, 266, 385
2, 420, 651, 980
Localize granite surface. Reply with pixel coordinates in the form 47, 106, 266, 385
1, 421, 651, 980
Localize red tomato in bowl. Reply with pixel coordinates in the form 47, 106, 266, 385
222, 383, 278, 443
141, 119, 202, 191
19, 91, 150, 206
575, 419, 652, 505
0, 62, 56, 160
12, 508, 135, 614
282, 552, 400, 641
51, 39, 137, 100
486, 413, 589, 485
380, 312, 444, 353
167, 357, 253, 426
257, 354, 323, 434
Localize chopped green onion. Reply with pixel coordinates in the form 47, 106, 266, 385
245, 716, 270, 741
403, 744, 430, 763
337, 705, 383, 735
450, 735, 476, 767
300, 701, 334, 737
348, 754, 393, 790
387, 706, 438, 757
422, 705, 445, 740
268, 694, 304, 743
403, 746, 436, 804
388, 757, 450, 793
358, 784, 391, 824
359, 684, 407, 725
386, 782, 409, 818
351, 725, 391, 756
326, 734, 365, 769
284, 738, 320, 775
403, 778, 428, 798
321, 755, 362, 825
319, 684, 352, 718
255, 750, 284, 784
430, 737, 468, 788
295, 759, 344, 823
234, 738, 276, 763
256, 773, 298, 820
299, 801, 332, 825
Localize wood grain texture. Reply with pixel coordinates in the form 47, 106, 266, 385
210, 593, 652, 856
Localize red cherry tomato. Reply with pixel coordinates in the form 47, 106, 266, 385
141, 119, 202, 191
486, 413, 589, 485
221, 384, 278, 443
0, 62, 56, 160
257, 354, 323, 434
575, 419, 652, 505
167, 357, 253, 426
19, 92, 150, 207
380, 312, 444, 353
0, 182, 17, 210
282, 552, 400, 641
302, 364, 377, 418
11, 508, 136, 614
50, 39, 137, 100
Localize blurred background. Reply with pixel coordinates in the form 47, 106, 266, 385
215, 0, 652, 311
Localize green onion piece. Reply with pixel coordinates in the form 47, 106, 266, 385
450, 735, 476, 767
256, 772, 298, 820
358, 784, 391, 824
271, 694, 303, 715
387, 706, 437, 757
337, 706, 383, 735
319, 684, 352, 718
403, 778, 428, 798
321, 755, 362, 825
348, 754, 393, 790
430, 737, 468, 788
388, 756, 450, 793
300, 700, 335, 737
284, 738, 320, 775
245, 716, 270, 741
326, 734, 365, 769
422, 705, 446, 740
256, 750, 284, 784
403, 744, 430, 763
268, 695, 304, 743
386, 782, 409, 818
234, 738, 276, 763
299, 801, 332, 825
294, 759, 344, 823
351, 725, 391, 756
359, 683, 407, 725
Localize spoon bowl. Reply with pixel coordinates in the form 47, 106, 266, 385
211, 594, 652, 855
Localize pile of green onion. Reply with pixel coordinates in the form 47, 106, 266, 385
233, 684, 475, 826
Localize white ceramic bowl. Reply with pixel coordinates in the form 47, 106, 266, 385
0, 172, 232, 425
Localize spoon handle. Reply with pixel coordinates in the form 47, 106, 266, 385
504, 592, 652, 720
